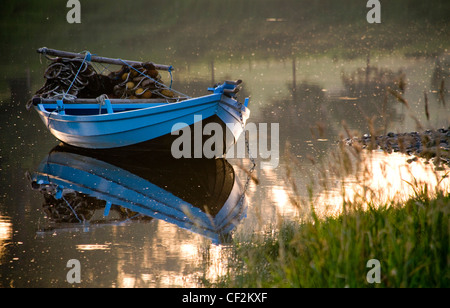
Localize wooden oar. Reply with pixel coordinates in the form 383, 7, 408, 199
37, 47, 173, 71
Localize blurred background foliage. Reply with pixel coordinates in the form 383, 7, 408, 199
1, 0, 448, 66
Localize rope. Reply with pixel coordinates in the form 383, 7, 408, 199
63, 51, 91, 100
118, 59, 191, 99
96, 94, 109, 114
92, 61, 112, 75
62, 195, 84, 223
50, 91, 77, 101
168, 65, 174, 89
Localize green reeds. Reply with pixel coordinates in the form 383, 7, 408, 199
213, 190, 449, 288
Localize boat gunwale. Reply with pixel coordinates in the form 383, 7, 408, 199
35, 93, 249, 125
47, 104, 217, 139
35, 94, 248, 122
35, 93, 225, 122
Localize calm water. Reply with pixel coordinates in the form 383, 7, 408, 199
1, 1, 449, 287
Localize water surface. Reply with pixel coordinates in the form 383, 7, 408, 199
1, 0, 449, 287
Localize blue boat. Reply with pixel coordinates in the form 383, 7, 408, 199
29, 48, 250, 153
31, 82, 250, 152
29, 146, 247, 244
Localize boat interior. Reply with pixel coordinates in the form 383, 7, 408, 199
39, 102, 167, 115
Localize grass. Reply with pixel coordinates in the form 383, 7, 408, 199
209, 190, 449, 288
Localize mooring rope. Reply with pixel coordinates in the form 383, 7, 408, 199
96, 94, 109, 114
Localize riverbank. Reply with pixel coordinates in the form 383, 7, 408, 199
208, 190, 449, 288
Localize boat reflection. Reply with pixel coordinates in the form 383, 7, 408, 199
29, 145, 247, 244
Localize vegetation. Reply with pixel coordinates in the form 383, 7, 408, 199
209, 190, 449, 288
208, 105, 450, 288
2, 0, 448, 96
1, 0, 449, 63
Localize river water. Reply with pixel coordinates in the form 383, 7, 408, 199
1, 1, 449, 288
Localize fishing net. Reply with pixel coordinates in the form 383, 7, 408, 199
34, 57, 176, 100
35, 57, 113, 99
108, 62, 175, 99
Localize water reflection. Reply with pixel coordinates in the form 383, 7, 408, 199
0, 216, 13, 261
29, 145, 247, 244
0, 32, 448, 287
315, 151, 450, 217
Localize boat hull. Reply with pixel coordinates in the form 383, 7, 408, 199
34, 94, 250, 153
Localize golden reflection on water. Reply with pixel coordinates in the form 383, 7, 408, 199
271, 186, 291, 216
76, 244, 111, 251
0, 216, 13, 260
240, 150, 450, 226
316, 151, 450, 217
111, 220, 231, 288
94, 152, 450, 287
0, 216, 12, 250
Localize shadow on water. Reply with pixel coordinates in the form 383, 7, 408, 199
28, 145, 247, 245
